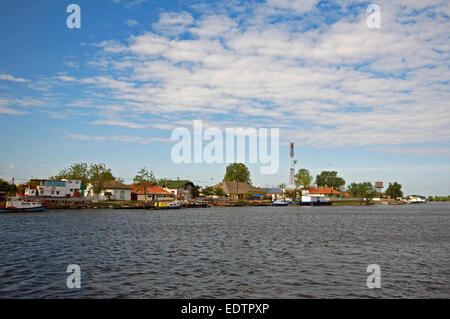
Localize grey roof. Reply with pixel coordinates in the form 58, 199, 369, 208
214, 181, 262, 194
259, 187, 283, 194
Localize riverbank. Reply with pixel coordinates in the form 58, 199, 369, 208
0, 198, 408, 210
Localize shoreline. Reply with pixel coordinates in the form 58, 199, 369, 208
1, 198, 409, 210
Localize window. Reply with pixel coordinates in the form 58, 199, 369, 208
51, 191, 54, 195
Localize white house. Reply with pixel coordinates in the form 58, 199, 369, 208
25, 179, 81, 197
84, 181, 132, 201
156, 180, 195, 200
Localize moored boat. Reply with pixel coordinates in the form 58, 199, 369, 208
407, 195, 427, 204
299, 194, 332, 206
154, 200, 181, 209
0, 197, 46, 213
273, 198, 289, 206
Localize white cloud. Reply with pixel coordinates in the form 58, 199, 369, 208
153, 12, 194, 35
23, 0, 450, 148
0, 73, 30, 83
68, 133, 172, 144
372, 146, 450, 157
126, 19, 138, 26
0, 105, 27, 115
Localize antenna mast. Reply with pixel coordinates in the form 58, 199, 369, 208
288, 141, 297, 190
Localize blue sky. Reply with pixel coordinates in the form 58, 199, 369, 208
0, 0, 449, 195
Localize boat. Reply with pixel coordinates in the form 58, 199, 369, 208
154, 200, 181, 209
273, 198, 289, 206
0, 197, 47, 213
407, 195, 427, 204
299, 194, 332, 206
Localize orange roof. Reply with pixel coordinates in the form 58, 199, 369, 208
306, 187, 342, 195
132, 186, 171, 195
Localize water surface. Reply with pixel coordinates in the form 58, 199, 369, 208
0, 203, 449, 298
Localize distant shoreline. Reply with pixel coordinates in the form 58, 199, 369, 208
1, 198, 414, 210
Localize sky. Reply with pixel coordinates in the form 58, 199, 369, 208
0, 0, 449, 196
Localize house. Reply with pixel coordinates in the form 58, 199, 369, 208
85, 181, 132, 201
301, 187, 348, 197
156, 180, 195, 200
132, 186, 175, 202
213, 181, 263, 200
25, 179, 81, 197
259, 187, 284, 200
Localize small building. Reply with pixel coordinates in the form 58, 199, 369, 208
259, 187, 284, 200
133, 186, 175, 202
214, 181, 263, 200
25, 179, 81, 197
85, 181, 132, 201
302, 187, 347, 197
157, 180, 195, 200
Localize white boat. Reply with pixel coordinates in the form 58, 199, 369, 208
300, 194, 331, 206
273, 198, 289, 206
0, 197, 46, 213
407, 195, 427, 204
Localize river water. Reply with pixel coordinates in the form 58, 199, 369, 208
0, 203, 449, 298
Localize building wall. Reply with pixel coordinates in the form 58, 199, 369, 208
162, 184, 194, 200
101, 188, 131, 201
137, 194, 175, 201
26, 180, 81, 197
84, 188, 131, 201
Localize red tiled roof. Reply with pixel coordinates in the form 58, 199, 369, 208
305, 187, 342, 195
132, 186, 171, 195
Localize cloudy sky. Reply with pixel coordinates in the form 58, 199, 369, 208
0, 0, 449, 195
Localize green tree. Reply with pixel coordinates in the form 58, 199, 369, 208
285, 189, 298, 200
223, 163, 251, 184
54, 162, 89, 186
278, 183, 286, 192
295, 168, 313, 188
385, 182, 403, 199
191, 185, 200, 198
0, 179, 17, 196
133, 167, 156, 202
315, 171, 345, 189
348, 182, 377, 203
0, 179, 10, 192
202, 186, 215, 196
213, 187, 225, 196
88, 163, 115, 196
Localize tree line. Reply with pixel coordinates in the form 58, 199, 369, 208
291, 168, 404, 202
1, 162, 410, 203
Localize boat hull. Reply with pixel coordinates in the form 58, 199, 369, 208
0, 206, 46, 213
154, 205, 181, 210
299, 202, 332, 206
